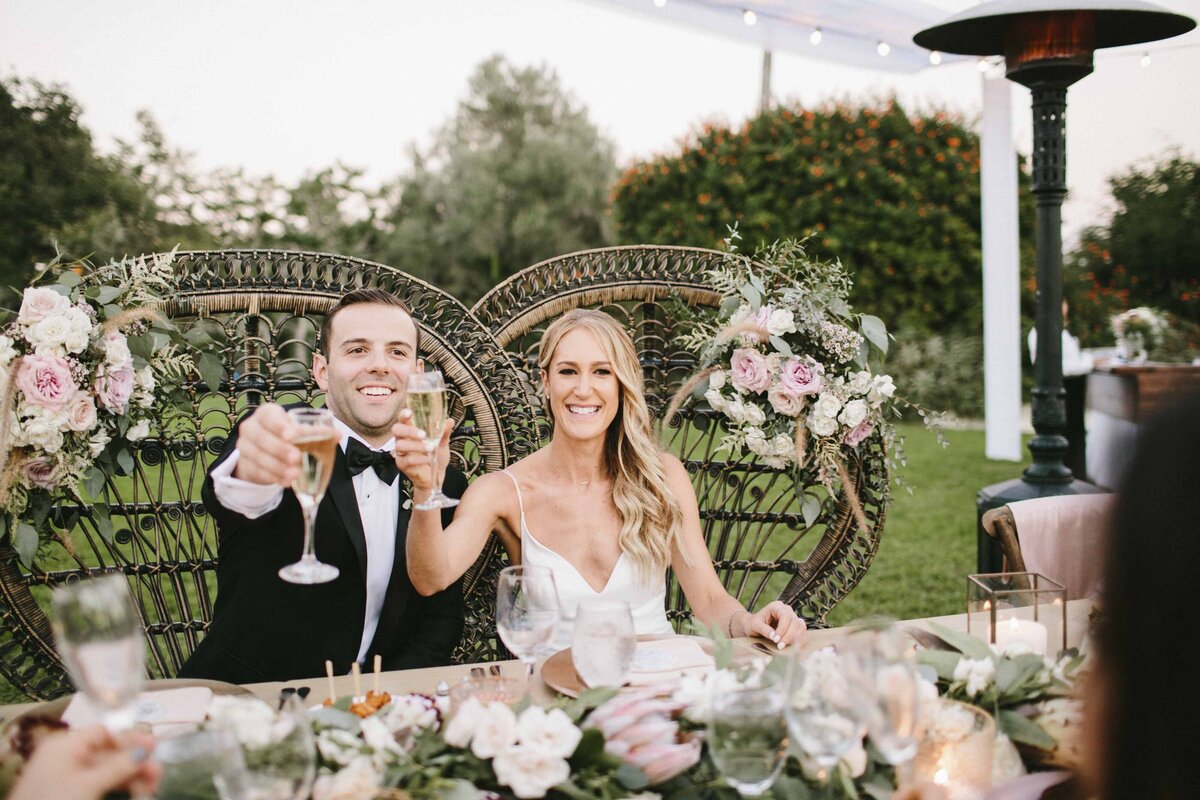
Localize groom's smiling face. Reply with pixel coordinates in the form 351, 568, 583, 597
313, 303, 419, 447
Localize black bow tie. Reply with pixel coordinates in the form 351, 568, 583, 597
344, 438, 400, 485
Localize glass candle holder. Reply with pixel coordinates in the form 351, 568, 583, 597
967, 573, 1067, 656
912, 699, 995, 800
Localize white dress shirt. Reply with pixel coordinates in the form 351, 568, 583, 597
210, 418, 401, 664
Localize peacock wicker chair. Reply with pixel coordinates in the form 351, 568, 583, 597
471, 245, 890, 631
0, 250, 538, 700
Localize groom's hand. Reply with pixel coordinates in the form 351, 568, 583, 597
231, 403, 300, 486
391, 412, 453, 499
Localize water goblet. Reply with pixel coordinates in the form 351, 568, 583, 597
707, 661, 789, 796
495, 565, 560, 683
785, 649, 865, 795
406, 369, 459, 510
571, 600, 635, 688
278, 407, 340, 584
155, 728, 248, 800
50, 572, 145, 731
845, 626, 922, 783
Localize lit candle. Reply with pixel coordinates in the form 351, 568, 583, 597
993, 616, 1048, 655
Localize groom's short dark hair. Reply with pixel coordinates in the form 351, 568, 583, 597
318, 288, 416, 357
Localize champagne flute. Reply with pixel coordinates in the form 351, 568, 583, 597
708, 663, 789, 797
572, 600, 636, 688
406, 369, 459, 510
278, 407, 341, 584
50, 572, 145, 731
495, 565, 559, 684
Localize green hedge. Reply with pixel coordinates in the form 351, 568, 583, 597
612, 99, 1033, 336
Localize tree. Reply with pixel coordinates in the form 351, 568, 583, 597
379, 55, 617, 302
1065, 152, 1200, 346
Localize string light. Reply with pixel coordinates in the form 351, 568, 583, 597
742, 9, 756, 26
877, 40, 890, 57
1141, 51, 1152, 66
929, 50, 942, 66
810, 27, 822, 45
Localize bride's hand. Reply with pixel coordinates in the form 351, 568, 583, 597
742, 601, 806, 648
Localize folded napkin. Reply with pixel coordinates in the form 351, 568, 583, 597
626, 638, 715, 686
62, 687, 214, 737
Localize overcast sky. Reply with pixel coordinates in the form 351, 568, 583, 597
3, 0, 1198, 243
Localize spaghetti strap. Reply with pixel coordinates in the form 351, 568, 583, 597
501, 469, 526, 519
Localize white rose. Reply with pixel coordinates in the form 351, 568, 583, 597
838, 399, 869, 429
952, 657, 996, 698
808, 413, 838, 438
89, 429, 111, 457
471, 702, 518, 759
62, 307, 92, 354
728, 304, 752, 326
744, 426, 768, 455
20, 413, 65, 454
360, 715, 405, 768
761, 455, 787, 469
812, 392, 843, 421
770, 433, 794, 456
17, 286, 69, 326
868, 374, 896, 405
104, 332, 132, 367
441, 698, 483, 748
708, 370, 726, 390
28, 316, 73, 351
0, 335, 18, 366
515, 707, 582, 760
742, 402, 766, 426
127, 420, 151, 442
848, 371, 872, 395
311, 756, 382, 800
766, 308, 796, 336
207, 696, 279, 749
315, 728, 364, 767
767, 386, 804, 416
723, 399, 746, 424
492, 743, 571, 799
66, 395, 98, 432
136, 365, 156, 393
703, 388, 725, 411
381, 694, 439, 736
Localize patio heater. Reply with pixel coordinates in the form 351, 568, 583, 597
914, 1, 1195, 571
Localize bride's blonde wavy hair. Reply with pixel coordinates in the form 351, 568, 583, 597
538, 310, 685, 580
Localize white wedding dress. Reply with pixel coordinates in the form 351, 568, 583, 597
501, 470, 674, 652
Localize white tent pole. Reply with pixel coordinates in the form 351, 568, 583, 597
981, 73, 1023, 462
760, 50, 773, 113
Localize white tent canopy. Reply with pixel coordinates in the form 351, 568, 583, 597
587, 0, 1024, 461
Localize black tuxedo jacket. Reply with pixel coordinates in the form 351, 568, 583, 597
180, 415, 466, 684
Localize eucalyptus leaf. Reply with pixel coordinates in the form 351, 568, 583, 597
860, 314, 889, 356
102, 304, 123, 319
197, 352, 224, 391
93, 509, 115, 543
739, 282, 761, 310
95, 285, 124, 304
802, 495, 822, 528
83, 466, 107, 499
768, 336, 793, 357
927, 622, 994, 660
614, 763, 649, 791
56, 271, 82, 288
184, 326, 215, 348
998, 710, 1057, 750
14, 523, 38, 568
855, 339, 869, 369
917, 649, 964, 682
719, 295, 741, 318
116, 448, 135, 476
748, 271, 766, 295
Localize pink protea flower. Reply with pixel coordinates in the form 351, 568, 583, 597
585, 686, 698, 785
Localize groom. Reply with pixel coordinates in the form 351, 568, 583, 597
181, 289, 466, 684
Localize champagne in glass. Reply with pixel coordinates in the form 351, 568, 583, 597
278, 407, 341, 584
496, 565, 559, 684
51, 572, 145, 731
406, 370, 459, 510
572, 601, 636, 688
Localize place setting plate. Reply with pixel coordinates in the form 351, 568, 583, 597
540, 634, 718, 698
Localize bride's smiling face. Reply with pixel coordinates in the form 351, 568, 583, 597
543, 327, 621, 440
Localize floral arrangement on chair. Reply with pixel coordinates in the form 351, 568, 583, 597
0, 251, 210, 568
1110, 306, 1166, 363
667, 229, 938, 531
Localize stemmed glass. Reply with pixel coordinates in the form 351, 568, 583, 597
495, 565, 560, 683
785, 650, 865, 795
207, 695, 316, 800
845, 627, 922, 785
406, 369, 459, 511
707, 661, 789, 797
155, 728, 248, 800
50, 572, 145, 731
278, 407, 340, 585
571, 600, 635, 688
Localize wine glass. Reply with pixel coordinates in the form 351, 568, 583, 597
155, 728, 248, 800
495, 565, 559, 683
845, 627, 922, 783
406, 369, 459, 510
50, 572, 145, 731
785, 650, 865, 794
572, 600, 635, 688
708, 662, 789, 797
278, 407, 340, 584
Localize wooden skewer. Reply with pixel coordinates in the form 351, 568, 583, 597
325, 660, 336, 706
373, 654, 381, 695
351, 661, 362, 702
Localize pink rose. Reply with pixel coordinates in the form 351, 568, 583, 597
779, 358, 824, 397
844, 419, 874, 447
730, 348, 771, 393
768, 385, 806, 416
96, 363, 135, 414
15, 354, 78, 410
21, 456, 59, 490
66, 395, 98, 432
17, 287, 70, 325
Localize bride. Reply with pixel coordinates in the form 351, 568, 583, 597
394, 309, 805, 650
